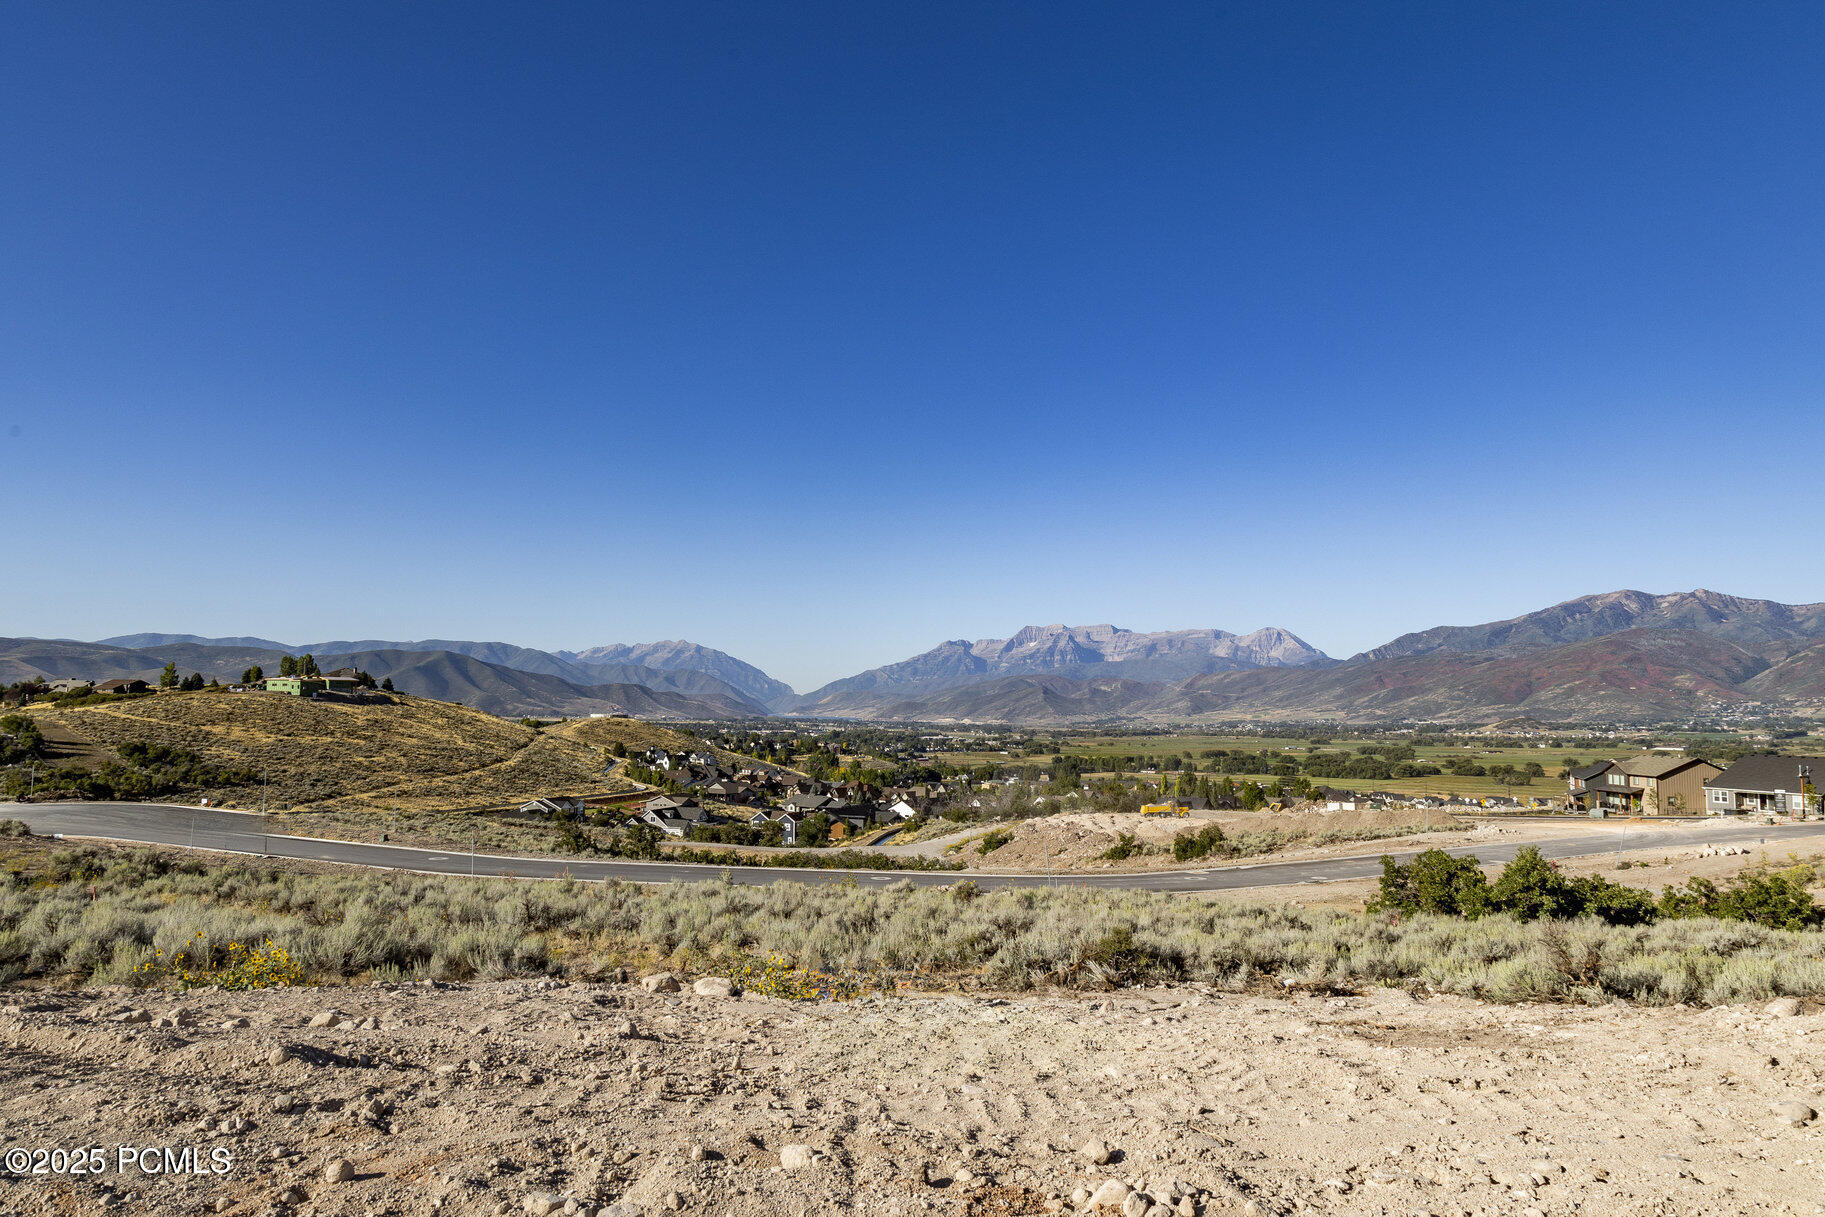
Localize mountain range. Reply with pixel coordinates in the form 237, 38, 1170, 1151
782, 624, 1330, 716
11, 588, 1825, 724
13, 638, 772, 720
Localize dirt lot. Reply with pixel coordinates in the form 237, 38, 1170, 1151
947, 810, 1614, 874
4, 978, 1824, 1216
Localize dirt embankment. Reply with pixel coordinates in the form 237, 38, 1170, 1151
3, 979, 1821, 1216
963, 807, 1476, 872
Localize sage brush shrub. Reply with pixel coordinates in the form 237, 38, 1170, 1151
3, 844, 1825, 1005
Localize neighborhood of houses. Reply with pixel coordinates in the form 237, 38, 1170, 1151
1568, 752, 1822, 817
522, 747, 959, 843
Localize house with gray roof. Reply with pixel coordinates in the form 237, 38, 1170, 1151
1703, 755, 1825, 816
1569, 755, 1721, 815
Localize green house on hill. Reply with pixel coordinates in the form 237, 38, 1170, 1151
262, 676, 324, 697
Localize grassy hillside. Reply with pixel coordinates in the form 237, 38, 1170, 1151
19, 689, 634, 814
551, 715, 700, 756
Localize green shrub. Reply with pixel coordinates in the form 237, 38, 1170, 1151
1370, 848, 1491, 917
1102, 833, 1141, 861
1658, 869, 1822, 930
1376, 846, 1823, 930
977, 828, 1013, 855
1172, 824, 1227, 862
1569, 874, 1659, 926
1488, 848, 1583, 920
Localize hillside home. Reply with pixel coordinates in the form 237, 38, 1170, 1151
1703, 755, 1825, 816
642, 801, 719, 837
781, 793, 839, 817
519, 797, 586, 816
94, 677, 149, 695
48, 678, 93, 693
750, 807, 805, 844
262, 676, 324, 697
1568, 755, 1722, 815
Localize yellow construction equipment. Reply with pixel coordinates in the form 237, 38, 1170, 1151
1140, 802, 1187, 817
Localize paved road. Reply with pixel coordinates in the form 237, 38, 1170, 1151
7, 801, 1825, 893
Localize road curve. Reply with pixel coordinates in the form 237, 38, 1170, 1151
7, 801, 1825, 894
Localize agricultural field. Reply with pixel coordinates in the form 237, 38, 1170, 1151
925, 732, 1579, 801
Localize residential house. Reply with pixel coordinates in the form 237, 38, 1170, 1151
642, 801, 720, 837
94, 677, 149, 695
1568, 755, 1722, 815
48, 678, 93, 694
780, 793, 838, 817
830, 803, 889, 835
519, 797, 586, 817
750, 807, 805, 845
262, 676, 325, 697
321, 668, 363, 693
1703, 755, 1825, 816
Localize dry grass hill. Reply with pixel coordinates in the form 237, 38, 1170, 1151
20, 691, 702, 816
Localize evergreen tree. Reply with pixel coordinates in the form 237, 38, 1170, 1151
242, 665, 264, 684
380, 677, 394, 692
159, 662, 179, 689
279, 655, 298, 677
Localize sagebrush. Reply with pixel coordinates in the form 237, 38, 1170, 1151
4, 843, 1825, 1005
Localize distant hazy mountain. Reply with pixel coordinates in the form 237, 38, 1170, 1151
300, 638, 759, 703
26, 589, 1825, 725
0, 638, 767, 720
859, 628, 1774, 725
322, 649, 767, 720
567, 640, 796, 708
1354, 589, 1825, 663
99, 632, 295, 651
788, 623, 1330, 716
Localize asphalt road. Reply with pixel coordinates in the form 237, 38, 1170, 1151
8, 801, 1825, 893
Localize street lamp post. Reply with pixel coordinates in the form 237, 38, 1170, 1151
261, 766, 269, 856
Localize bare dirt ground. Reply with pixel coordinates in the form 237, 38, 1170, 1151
942, 811, 1616, 874
4, 978, 1824, 1216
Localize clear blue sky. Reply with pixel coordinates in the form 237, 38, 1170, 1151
6, 3, 1824, 691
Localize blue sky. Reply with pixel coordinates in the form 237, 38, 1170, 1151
6, 3, 1825, 691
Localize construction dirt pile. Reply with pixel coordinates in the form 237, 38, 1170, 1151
971, 808, 1471, 872
4, 977, 1821, 1216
